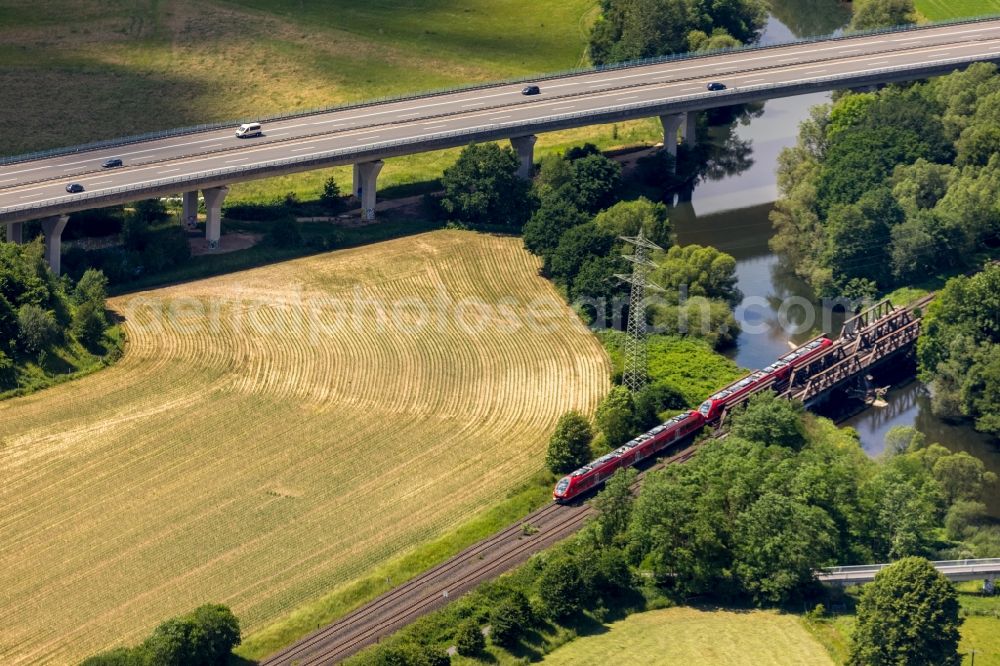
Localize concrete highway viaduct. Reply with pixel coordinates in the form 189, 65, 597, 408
3, 18, 1000, 274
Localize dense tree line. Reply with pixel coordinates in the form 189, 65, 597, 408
771, 64, 1000, 299
917, 263, 1000, 436
0, 240, 114, 390
80, 604, 240, 666
588, 0, 768, 65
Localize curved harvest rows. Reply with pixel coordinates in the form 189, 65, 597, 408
0, 230, 610, 665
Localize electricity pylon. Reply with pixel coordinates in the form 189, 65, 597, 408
614, 230, 663, 393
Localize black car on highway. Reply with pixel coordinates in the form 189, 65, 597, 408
521, 85, 541, 95
102, 158, 123, 168
706, 82, 727, 91
65, 183, 85, 193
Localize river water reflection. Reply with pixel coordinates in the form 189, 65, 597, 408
664, 8, 999, 491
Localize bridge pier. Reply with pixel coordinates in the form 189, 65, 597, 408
659, 114, 682, 158
510, 135, 537, 180
40, 214, 69, 276
202, 186, 229, 250
182, 191, 199, 229
4, 222, 23, 244
355, 160, 384, 221
682, 111, 697, 147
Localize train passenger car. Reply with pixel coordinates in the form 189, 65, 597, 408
553, 410, 704, 502
697, 370, 772, 421
761, 337, 833, 380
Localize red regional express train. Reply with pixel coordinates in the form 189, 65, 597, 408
553, 337, 834, 502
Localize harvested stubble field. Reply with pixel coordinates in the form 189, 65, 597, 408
0, 230, 610, 664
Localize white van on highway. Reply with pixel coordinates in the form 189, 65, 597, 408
235, 122, 262, 138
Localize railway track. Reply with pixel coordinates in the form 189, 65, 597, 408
262, 446, 698, 665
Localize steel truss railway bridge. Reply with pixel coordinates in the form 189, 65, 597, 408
4, 18, 1000, 273
262, 294, 940, 665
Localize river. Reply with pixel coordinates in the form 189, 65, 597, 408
666, 5, 1000, 499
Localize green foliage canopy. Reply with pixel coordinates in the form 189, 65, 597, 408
848, 557, 961, 666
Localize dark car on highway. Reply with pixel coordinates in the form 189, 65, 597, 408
521, 85, 541, 95
65, 183, 85, 193
706, 82, 727, 91
102, 158, 123, 168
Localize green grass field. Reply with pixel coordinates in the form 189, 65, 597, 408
916, 0, 1000, 20
0, 231, 610, 664
0, 0, 597, 157
540, 607, 835, 665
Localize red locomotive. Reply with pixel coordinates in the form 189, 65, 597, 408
552, 336, 835, 502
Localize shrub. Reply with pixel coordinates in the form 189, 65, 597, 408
268, 217, 303, 248
489, 600, 525, 647
454, 619, 485, 656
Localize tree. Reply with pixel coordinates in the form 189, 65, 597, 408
538, 555, 584, 619
319, 176, 345, 213
594, 386, 637, 446
75, 268, 108, 305
143, 617, 199, 666
733, 491, 837, 604
592, 467, 637, 545
848, 557, 961, 666
653, 244, 740, 306
73, 299, 107, 346
883, 425, 925, 456
566, 153, 621, 213
522, 194, 586, 257
632, 381, 686, 430
454, 618, 485, 656
17, 303, 59, 352
489, 600, 525, 647
440, 143, 533, 227
570, 254, 626, 305
890, 211, 954, 283
729, 392, 807, 450
546, 411, 594, 474
944, 499, 987, 540
932, 451, 997, 504
850, 0, 916, 31
592, 198, 672, 250
688, 28, 741, 52
189, 604, 241, 665
865, 462, 941, 559
649, 296, 740, 349
545, 222, 617, 285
